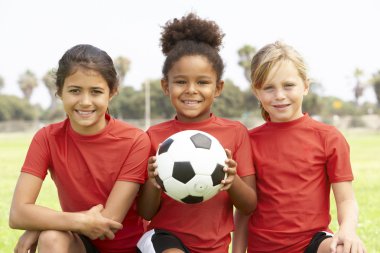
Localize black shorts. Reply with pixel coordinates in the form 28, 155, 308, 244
79, 235, 100, 253
304, 231, 333, 253
137, 229, 190, 253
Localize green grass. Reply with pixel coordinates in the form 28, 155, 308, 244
1, 130, 379, 251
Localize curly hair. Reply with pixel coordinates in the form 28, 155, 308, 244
160, 13, 225, 81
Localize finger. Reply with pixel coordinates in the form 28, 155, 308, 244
109, 220, 123, 231
225, 149, 232, 159
104, 229, 116, 240
330, 236, 339, 253
342, 240, 352, 253
351, 241, 358, 253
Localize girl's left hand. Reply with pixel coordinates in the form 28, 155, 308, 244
330, 227, 366, 253
220, 149, 237, 191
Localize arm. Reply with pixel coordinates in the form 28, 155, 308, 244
232, 209, 249, 253
9, 173, 122, 240
330, 181, 366, 253
222, 149, 257, 215
101, 180, 141, 223
137, 156, 162, 220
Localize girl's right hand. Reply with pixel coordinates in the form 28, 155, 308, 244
80, 204, 123, 240
147, 156, 161, 189
14, 230, 40, 253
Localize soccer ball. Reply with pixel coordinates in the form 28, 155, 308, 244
155, 130, 227, 204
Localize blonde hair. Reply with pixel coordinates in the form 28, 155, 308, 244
250, 41, 309, 120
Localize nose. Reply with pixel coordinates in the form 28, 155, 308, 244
185, 82, 197, 94
79, 93, 91, 106
274, 88, 286, 100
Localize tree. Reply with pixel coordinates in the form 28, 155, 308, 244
371, 70, 380, 108
0, 95, 39, 121
114, 56, 131, 85
353, 68, 365, 105
147, 79, 175, 118
43, 69, 58, 109
303, 80, 324, 116
109, 86, 144, 119
18, 70, 38, 101
213, 79, 245, 117
238, 44, 259, 111
238, 45, 256, 82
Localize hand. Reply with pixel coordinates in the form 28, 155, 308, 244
14, 230, 40, 253
147, 156, 161, 189
330, 228, 366, 253
80, 204, 123, 240
220, 149, 237, 191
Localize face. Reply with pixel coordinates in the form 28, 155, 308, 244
60, 67, 113, 135
254, 60, 309, 122
162, 55, 223, 122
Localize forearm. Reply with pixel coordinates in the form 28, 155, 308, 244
9, 204, 84, 232
228, 175, 257, 214
337, 198, 359, 230
232, 209, 249, 253
137, 180, 162, 220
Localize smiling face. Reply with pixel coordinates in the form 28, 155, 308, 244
60, 67, 113, 135
254, 60, 309, 122
162, 55, 223, 122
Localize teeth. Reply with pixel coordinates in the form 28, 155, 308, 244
184, 100, 199, 104
77, 110, 93, 115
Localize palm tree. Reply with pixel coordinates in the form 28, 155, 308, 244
43, 69, 58, 111
18, 70, 38, 101
114, 56, 130, 85
353, 68, 365, 105
371, 70, 380, 108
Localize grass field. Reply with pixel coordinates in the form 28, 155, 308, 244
1, 130, 379, 252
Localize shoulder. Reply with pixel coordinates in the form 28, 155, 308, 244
248, 122, 267, 136
109, 118, 149, 141
214, 117, 247, 131
306, 117, 344, 139
147, 120, 174, 135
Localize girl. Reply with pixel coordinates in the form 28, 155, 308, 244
233, 41, 365, 253
136, 13, 257, 253
9, 44, 151, 253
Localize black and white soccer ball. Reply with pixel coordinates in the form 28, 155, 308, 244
155, 130, 227, 204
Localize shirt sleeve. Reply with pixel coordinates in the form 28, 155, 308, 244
325, 128, 354, 183
117, 130, 151, 183
234, 124, 256, 177
21, 128, 50, 180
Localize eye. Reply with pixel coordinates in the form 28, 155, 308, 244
174, 80, 187, 86
91, 89, 104, 95
262, 85, 274, 91
197, 80, 210, 86
284, 83, 295, 89
68, 88, 80, 94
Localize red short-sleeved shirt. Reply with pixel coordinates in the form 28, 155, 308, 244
146, 114, 255, 253
22, 114, 151, 253
248, 114, 353, 253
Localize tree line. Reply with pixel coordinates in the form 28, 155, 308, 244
0, 45, 379, 123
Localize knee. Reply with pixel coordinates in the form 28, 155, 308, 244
38, 230, 70, 252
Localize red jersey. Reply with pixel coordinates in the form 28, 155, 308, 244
21, 114, 150, 253
248, 114, 353, 253
146, 114, 255, 253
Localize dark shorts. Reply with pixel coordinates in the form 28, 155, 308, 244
137, 229, 190, 253
304, 231, 333, 253
79, 235, 100, 253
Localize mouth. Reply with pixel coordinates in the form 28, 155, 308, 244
182, 99, 201, 105
273, 104, 290, 109
75, 110, 96, 117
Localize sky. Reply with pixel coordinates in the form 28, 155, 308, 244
0, 0, 379, 108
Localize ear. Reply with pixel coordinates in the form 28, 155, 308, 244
109, 87, 119, 101
161, 78, 170, 96
303, 79, 310, 96
214, 80, 224, 97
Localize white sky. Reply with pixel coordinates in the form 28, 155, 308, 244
0, 0, 379, 108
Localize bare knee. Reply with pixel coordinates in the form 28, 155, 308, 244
162, 249, 186, 253
38, 230, 74, 253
